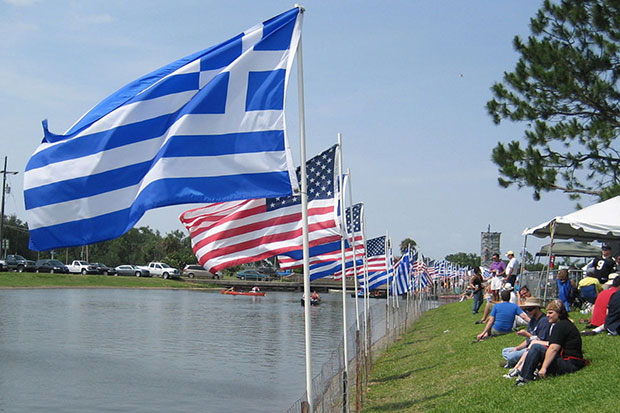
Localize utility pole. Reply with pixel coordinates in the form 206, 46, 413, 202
0, 156, 19, 259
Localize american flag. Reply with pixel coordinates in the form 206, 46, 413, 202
360, 235, 391, 291
277, 202, 365, 281
179, 145, 341, 273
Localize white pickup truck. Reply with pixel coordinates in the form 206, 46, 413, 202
66, 260, 98, 274
139, 262, 180, 279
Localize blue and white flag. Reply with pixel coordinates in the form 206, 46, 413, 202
391, 254, 410, 295
24, 8, 303, 251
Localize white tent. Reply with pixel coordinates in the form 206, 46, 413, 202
523, 196, 620, 242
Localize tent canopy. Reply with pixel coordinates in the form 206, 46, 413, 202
535, 241, 601, 257
523, 196, 620, 242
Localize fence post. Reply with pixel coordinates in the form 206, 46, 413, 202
355, 330, 361, 412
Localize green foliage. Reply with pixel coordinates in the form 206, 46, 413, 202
400, 238, 418, 255
445, 252, 481, 268
364, 299, 618, 412
0, 272, 208, 288
487, 0, 620, 202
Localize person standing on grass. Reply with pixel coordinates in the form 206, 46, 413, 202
556, 269, 575, 312
504, 250, 518, 288
489, 253, 506, 301
476, 290, 530, 341
469, 267, 484, 314
515, 300, 587, 386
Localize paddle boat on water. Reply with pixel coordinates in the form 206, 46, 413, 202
300, 292, 321, 306
221, 287, 265, 297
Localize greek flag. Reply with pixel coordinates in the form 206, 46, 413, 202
24, 7, 303, 251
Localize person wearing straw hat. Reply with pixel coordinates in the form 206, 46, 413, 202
501, 297, 551, 371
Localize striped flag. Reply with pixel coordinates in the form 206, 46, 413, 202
360, 235, 391, 291
391, 254, 410, 295
277, 202, 364, 280
24, 8, 303, 251
179, 145, 341, 273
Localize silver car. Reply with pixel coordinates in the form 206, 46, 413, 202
114, 265, 151, 277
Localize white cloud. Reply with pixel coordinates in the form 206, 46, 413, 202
82, 13, 113, 25
3, 0, 39, 6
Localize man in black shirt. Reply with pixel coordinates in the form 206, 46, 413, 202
591, 245, 616, 284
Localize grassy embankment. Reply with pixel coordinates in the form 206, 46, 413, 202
0, 272, 213, 289
363, 299, 619, 412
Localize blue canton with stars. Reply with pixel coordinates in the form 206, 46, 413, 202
366, 236, 386, 257
266, 145, 337, 211
346, 203, 362, 233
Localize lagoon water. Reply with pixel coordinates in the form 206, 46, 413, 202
0, 289, 363, 412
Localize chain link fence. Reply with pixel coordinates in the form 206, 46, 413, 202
286, 293, 441, 412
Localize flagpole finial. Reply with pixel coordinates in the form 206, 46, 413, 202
294, 4, 306, 12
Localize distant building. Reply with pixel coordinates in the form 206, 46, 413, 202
481, 230, 501, 267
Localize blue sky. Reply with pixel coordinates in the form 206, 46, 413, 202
1, 0, 586, 260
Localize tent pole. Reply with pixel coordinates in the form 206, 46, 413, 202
543, 221, 556, 304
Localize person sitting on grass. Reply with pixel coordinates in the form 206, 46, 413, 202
500, 297, 551, 369
582, 274, 619, 333
515, 300, 588, 386
476, 290, 530, 341
582, 279, 620, 336
475, 284, 499, 325
578, 267, 602, 305
517, 285, 532, 306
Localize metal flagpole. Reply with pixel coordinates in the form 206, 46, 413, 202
543, 221, 556, 304
346, 171, 360, 331
384, 232, 390, 333
337, 133, 349, 412
361, 210, 370, 356
294, 15, 314, 410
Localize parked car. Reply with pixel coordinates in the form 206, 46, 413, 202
66, 260, 99, 274
235, 269, 273, 281
114, 265, 151, 277
182, 265, 220, 279
91, 263, 116, 275
139, 262, 180, 279
35, 259, 70, 274
1, 254, 36, 272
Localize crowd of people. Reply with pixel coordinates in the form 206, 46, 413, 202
467, 245, 620, 386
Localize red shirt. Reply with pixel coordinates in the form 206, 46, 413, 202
591, 286, 618, 327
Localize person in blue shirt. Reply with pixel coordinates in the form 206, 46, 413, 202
476, 290, 530, 341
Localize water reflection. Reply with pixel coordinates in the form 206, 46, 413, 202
0, 289, 361, 412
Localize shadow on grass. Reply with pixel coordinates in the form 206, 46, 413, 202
394, 349, 430, 361
365, 390, 454, 412
402, 338, 429, 345
371, 363, 440, 383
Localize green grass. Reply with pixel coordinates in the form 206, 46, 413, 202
363, 300, 619, 412
0, 272, 212, 289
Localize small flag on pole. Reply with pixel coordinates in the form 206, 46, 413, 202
24, 7, 303, 251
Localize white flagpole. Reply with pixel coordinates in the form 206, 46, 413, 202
361, 210, 370, 356
347, 171, 360, 331
337, 133, 349, 412
385, 232, 390, 332
295, 16, 313, 409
